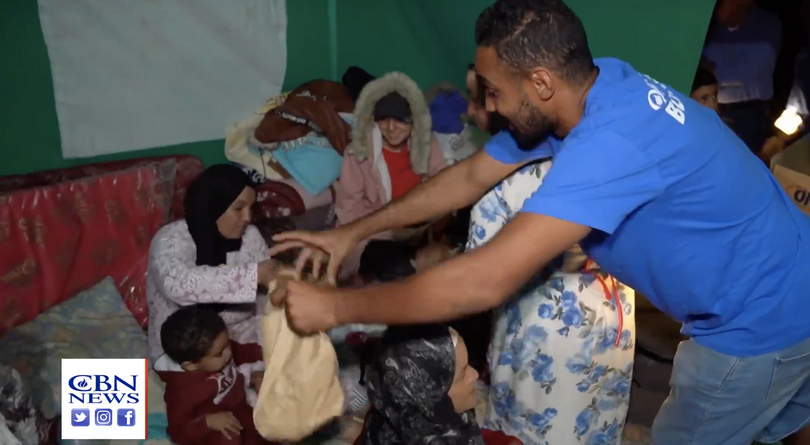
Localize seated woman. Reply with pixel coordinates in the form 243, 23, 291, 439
335, 71, 448, 280
361, 324, 521, 445
467, 159, 636, 445
147, 164, 279, 367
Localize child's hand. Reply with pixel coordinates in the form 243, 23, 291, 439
415, 243, 456, 272
251, 371, 264, 390
205, 411, 242, 439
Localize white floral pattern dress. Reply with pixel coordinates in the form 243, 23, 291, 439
146, 220, 268, 365
467, 161, 636, 445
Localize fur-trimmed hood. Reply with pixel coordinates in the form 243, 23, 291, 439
347, 72, 432, 175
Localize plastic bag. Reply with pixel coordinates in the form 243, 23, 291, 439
253, 268, 344, 441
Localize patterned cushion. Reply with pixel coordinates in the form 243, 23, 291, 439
0, 163, 172, 334
0, 277, 148, 419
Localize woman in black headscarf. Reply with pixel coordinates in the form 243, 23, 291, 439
147, 164, 279, 367
362, 324, 521, 445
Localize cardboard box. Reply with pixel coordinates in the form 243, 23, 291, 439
771, 137, 810, 218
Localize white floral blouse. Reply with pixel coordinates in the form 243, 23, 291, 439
146, 220, 269, 364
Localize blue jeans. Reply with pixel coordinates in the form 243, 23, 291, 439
652, 337, 810, 444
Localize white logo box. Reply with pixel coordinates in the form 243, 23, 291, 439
61, 358, 148, 440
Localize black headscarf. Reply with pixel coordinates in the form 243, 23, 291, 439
363, 324, 483, 445
183, 164, 253, 267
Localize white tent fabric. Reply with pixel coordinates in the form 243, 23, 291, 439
37, 0, 287, 158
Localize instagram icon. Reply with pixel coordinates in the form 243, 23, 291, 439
94, 409, 112, 426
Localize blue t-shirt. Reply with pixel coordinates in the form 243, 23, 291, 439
486, 58, 810, 357
702, 7, 782, 104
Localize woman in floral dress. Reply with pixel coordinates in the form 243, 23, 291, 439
467, 160, 636, 445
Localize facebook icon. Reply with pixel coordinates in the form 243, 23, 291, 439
116, 408, 136, 427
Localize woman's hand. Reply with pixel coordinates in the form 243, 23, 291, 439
257, 259, 280, 289
268, 226, 361, 284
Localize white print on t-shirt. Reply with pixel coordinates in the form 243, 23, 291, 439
208, 362, 238, 405
640, 73, 686, 125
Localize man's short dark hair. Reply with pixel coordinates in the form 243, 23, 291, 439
474, 0, 595, 84
160, 305, 227, 364
691, 66, 718, 93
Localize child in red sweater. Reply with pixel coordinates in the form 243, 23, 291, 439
155, 305, 267, 445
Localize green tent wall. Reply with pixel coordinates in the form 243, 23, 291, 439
0, 0, 715, 177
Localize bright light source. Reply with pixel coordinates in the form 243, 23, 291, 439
774, 107, 803, 136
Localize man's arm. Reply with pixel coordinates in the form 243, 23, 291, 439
335, 213, 591, 325
349, 149, 522, 240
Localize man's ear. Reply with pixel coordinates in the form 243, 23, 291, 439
528, 68, 554, 101
180, 361, 198, 372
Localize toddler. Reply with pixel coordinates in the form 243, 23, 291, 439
155, 305, 266, 445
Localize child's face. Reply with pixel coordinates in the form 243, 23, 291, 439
466, 69, 490, 131
181, 330, 233, 373
691, 85, 719, 112
377, 117, 413, 149
447, 336, 479, 413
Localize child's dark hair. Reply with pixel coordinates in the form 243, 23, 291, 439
691, 66, 717, 94
160, 305, 227, 364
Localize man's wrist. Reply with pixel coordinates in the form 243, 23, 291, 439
333, 289, 352, 326
348, 218, 376, 241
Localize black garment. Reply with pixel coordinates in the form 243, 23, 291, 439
358, 240, 416, 282
448, 206, 472, 249
449, 312, 491, 376
358, 208, 489, 373
719, 100, 769, 154
363, 324, 483, 445
357, 205, 472, 282
342, 66, 376, 103
183, 164, 253, 267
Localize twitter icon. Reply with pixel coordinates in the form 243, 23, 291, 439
71, 408, 90, 427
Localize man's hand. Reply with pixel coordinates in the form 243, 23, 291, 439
267, 152, 519, 283
283, 281, 340, 334
205, 412, 242, 439
268, 226, 360, 284
759, 135, 786, 165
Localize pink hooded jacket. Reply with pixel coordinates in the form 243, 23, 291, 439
334, 72, 448, 275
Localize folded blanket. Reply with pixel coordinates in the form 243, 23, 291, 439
270, 114, 355, 196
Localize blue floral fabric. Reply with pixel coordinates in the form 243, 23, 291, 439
467, 162, 636, 445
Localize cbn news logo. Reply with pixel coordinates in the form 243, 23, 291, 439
61, 358, 148, 440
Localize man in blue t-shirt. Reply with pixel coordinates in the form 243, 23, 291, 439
268, 0, 810, 443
